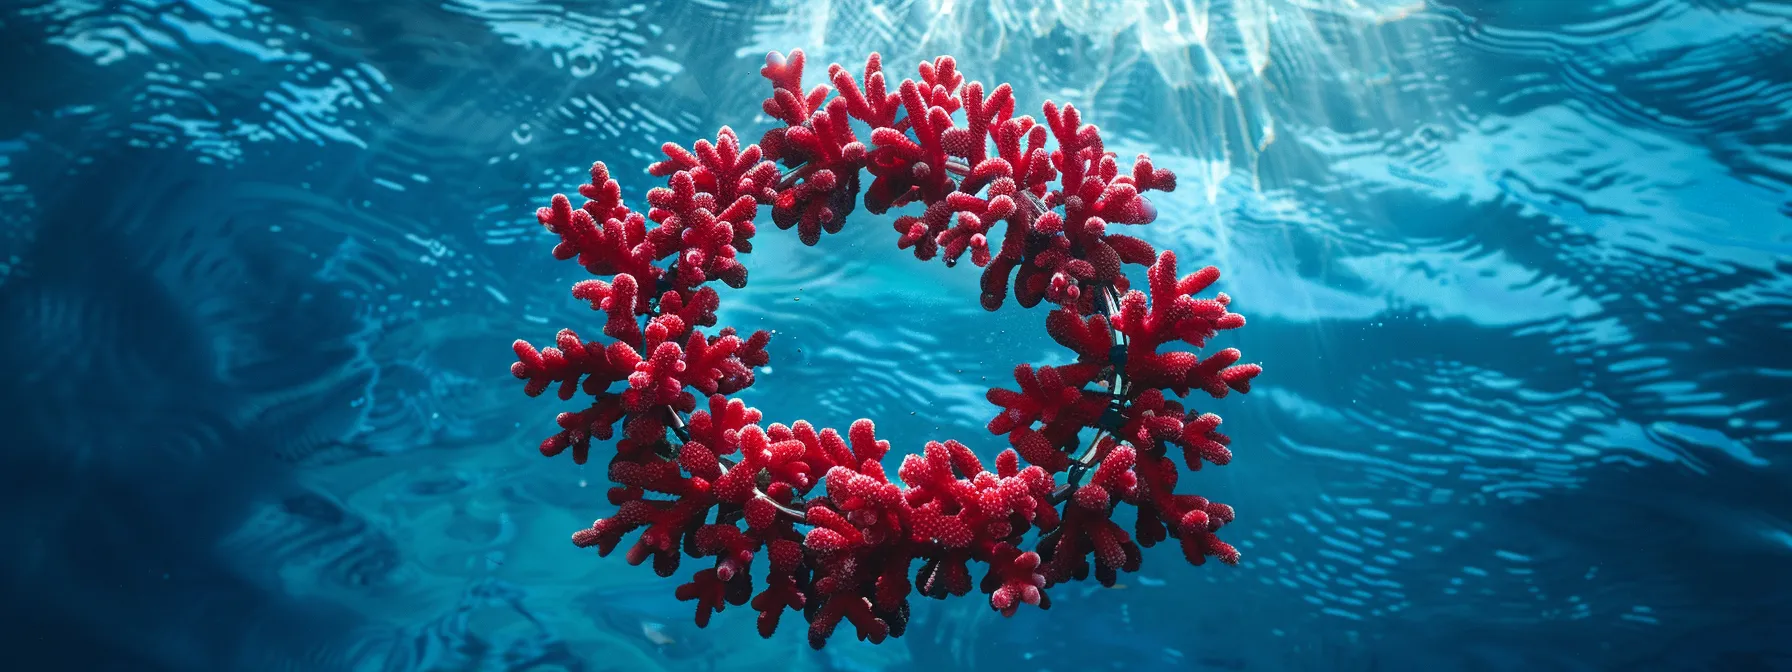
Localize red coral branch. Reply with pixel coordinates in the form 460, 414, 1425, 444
509, 49, 1263, 649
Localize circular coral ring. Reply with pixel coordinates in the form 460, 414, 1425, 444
508, 49, 1262, 650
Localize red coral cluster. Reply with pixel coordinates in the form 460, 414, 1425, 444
509, 50, 1263, 649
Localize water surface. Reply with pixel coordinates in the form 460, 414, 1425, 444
2, 1, 1788, 670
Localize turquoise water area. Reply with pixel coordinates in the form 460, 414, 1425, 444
1, 1, 1787, 670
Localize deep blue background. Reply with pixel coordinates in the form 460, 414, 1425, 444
2, 1, 1789, 670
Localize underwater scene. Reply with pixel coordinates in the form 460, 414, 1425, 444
1, 0, 1788, 670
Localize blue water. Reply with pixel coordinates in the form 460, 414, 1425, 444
2, 1, 1788, 670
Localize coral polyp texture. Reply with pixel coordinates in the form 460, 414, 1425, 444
509, 50, 1263, 649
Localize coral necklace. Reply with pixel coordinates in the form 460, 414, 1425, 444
509, 50, 1262, 649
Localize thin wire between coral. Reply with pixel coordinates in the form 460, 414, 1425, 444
645, 277, 1130, 522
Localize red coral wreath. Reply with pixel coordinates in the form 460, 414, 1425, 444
509, 50, 1263, 649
